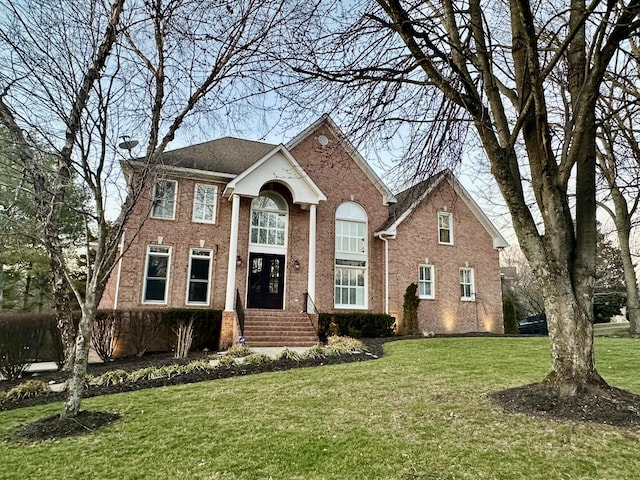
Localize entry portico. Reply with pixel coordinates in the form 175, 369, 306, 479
222, 145, 326, 315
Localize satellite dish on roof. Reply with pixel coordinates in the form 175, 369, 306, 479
119, 136, 139, 153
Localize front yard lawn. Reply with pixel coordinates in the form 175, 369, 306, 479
1, 337, 640, 479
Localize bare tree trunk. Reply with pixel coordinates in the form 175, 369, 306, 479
0, 261, 4, 311
51, 256, 76, 371
610, 188, 640, 335
62, 294, 96, 418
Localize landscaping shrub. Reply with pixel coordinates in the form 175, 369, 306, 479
302, 345, 329, 359
502, 293, 519, 334
0, 315, 48, 380
317, 313, 395, 341
127, 309, 164, 357
92, 311, 122, 362
275, 348, 301, 361
326, 336, 368, 355
243, 353, 272, 366
225, 344, 253, 358
92, 369, 130, 387
163, 309, 222, 352
173, 318, 195, 359
5, 379, 50, 400
400, 283, 420, 335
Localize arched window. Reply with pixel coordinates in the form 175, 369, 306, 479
250, 192, 287, 247
334, 202, 367, 308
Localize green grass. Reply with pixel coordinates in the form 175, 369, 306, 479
594, 322, 631, 337
2, 337, 640, 479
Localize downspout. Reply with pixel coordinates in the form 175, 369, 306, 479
375, 231, 395, 315
113, 229, 125, 310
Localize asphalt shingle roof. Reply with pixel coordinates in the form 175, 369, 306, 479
159, 137, 277, 175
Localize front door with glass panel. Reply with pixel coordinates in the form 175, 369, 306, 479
247, 253, 285, 309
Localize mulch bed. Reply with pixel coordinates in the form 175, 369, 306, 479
489, 382, 640, 428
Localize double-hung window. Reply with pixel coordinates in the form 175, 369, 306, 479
192, 184, 217, 223
151, 180, 177, 219
143, 245, 171, 303
418, 264, 435, 299
186, 249, 212, 305
460, 267, 475, 301
438, 212, 453, 245
334, 202, 367, 309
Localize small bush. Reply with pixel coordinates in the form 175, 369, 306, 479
163, 309, 222, 351
92, 311, 122, 362
401, 283, 420, 335
129, 367, 162, 382
128, 310, 163, 357
218, 355, 237, 367
182, 360, 213, 373
5, 379, 50, 400
318, 313, 394, 341
326, 336, 368, 355
225, 344, 254, 358
302, 345, 329, 359
92, 369, 130, 387
0, 319, 46, 380
173, 318, 195, 359
276, 348, 301, 361
243, 353, 273, 366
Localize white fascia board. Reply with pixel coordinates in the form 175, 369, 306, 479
224, 144, 327, 204
124, 160, 236, 183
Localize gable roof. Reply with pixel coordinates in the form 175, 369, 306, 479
224, 144, 327, 205
158, 137, 277, 175
377, 170, 509, 249
287, 114, 396, 205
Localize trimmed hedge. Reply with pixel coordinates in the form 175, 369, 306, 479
97, 309, 222, 356
318, 313, 395, 341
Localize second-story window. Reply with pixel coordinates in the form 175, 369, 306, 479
192, 184, 217, 223
438, 211, 453, 245
151, 180, 177, 219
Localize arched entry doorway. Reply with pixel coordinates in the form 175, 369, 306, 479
247, 191, 287, 309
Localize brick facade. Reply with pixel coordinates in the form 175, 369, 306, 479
100, 116, 505, 340
387, 180, 504, 334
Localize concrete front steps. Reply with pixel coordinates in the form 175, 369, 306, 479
242, 310, 319, 347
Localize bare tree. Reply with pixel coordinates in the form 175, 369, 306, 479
595, 45, 640, 334
0, 0, 288, 417
282, 0, 640, 398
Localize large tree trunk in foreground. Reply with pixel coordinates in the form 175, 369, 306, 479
540, 278, 606, 396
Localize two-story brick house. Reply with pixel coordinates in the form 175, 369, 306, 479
100, 115, 508, 348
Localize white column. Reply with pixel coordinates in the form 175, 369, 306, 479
307, 204, 317, 312
225, 194, 241, 311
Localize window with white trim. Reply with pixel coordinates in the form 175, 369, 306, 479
418, 264, 435, 299
460, 267, 475, 301
192, 184, 217, 223
186, 249, 212, 305
151, 180, 177, 219
438, 212, 453, 245
250, 192, 287, 246
335, 202, 367, 308
143, 246, 171, 303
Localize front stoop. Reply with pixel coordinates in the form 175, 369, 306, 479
242, 310, 319, 347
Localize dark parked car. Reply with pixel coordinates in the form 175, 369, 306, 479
517, 313, 548, 335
